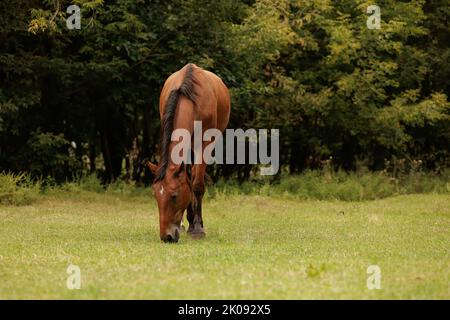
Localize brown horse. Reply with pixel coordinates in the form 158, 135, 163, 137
147, 63, 230, 243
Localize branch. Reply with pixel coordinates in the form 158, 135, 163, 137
48, 0, 60, 24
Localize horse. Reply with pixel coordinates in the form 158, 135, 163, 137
147, 63, 230, 243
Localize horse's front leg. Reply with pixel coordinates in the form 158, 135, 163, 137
187, 163, 206, 238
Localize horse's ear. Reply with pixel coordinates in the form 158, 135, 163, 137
186, 163, 192, 180
146, 161, 158, 174
174, 162, 185, 178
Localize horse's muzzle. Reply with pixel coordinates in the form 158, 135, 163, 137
161, 226, 180, 243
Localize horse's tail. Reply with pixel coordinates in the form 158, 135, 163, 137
156, 64, 197, 181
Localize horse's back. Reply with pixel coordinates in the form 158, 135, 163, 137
203, 70, 230, 132
160, 64, 230, 131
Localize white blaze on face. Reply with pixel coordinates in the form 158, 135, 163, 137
159, 185, 164, 195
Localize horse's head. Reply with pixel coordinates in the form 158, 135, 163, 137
147, 161, 191, 243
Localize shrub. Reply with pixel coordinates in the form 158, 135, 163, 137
25, 131, 80, 182
0, 172, 40, 205
78, 174, 104, 192
207, 168, 449, 201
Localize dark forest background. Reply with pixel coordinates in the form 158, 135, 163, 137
0, 0, 449, 184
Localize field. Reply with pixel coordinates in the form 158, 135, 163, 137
0, 188, 449, 299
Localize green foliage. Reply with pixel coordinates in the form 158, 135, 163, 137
59, 173, 104, 193
26, 132, 77, 176
77, 173, 104, 192
0, 0, 449, 181
3, 166, 447, 205
208, 166, 450, 201
0, 172, 40, 205
58, 173, 149, 196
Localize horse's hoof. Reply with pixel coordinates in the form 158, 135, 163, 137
187, 225, 206, 239
188, 231, 206, 240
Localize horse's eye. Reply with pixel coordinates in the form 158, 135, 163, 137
170, 193, 178, 201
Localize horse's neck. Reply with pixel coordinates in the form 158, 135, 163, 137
166, 97, 196, 164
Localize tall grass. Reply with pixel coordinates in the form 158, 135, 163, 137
0, 172, 40, 205
1, 167, 449, 206
208, 169, 450, 201
59, 174, 148, 197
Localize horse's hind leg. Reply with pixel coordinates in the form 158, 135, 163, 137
187, 163, 206, 238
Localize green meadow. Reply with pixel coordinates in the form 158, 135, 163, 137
0, 174, 449, 299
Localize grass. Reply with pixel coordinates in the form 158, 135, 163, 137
0, 188, 449, 299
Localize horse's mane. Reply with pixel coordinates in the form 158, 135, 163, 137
155, 64, 197, 182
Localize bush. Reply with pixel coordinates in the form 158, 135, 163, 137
0, 172, 40, 205
58, 174, 104, 193
207, 168, 450, 201
78, 174, 104, 192
25, 131, 80, 181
